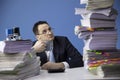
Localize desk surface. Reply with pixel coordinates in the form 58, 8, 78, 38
25, 67, 120, 80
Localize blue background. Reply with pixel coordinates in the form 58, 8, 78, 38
0, 0, 120, 54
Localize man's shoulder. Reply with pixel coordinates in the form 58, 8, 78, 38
54, 36, 69, 45
54, 36, 68, 40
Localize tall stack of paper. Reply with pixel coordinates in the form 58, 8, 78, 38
74, 0, 120, 78
0, 40, 41, 80
80, 0, 114, 10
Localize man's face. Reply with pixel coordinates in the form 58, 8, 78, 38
36, 24, 54, 42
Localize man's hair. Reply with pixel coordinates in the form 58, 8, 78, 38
33, 21, 49, 35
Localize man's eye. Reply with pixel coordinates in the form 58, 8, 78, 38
42, 30, 47, 34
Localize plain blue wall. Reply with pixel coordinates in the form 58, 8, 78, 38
0, 0, 120, 54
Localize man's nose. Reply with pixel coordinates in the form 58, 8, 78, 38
47, 30, 52, 34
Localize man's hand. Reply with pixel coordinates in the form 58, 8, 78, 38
32, 40, 46, 52
41, 62, 65, 70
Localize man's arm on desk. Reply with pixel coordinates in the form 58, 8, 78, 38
41, 62, 65, 70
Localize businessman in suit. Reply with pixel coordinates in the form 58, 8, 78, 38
32, 21, 83, 70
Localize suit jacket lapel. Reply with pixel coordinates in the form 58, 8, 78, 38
53, 38, 59, 62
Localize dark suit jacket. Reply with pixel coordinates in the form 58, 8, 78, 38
35, 36, 83, 68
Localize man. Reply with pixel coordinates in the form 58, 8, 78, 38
32, 21, 83, 70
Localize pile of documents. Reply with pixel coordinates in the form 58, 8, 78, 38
0, 40, 33, 53
74, 0, 120, 77
0, 40, 40, 80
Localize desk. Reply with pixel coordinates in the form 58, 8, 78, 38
25, 67, 120, 80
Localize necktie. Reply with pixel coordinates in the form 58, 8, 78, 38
45, 41, 55, 62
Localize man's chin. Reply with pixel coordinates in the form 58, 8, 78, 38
49, 36, 54, 41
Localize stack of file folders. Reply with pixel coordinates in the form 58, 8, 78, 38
0, 40, 41, 80
74, 0, 120, 78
